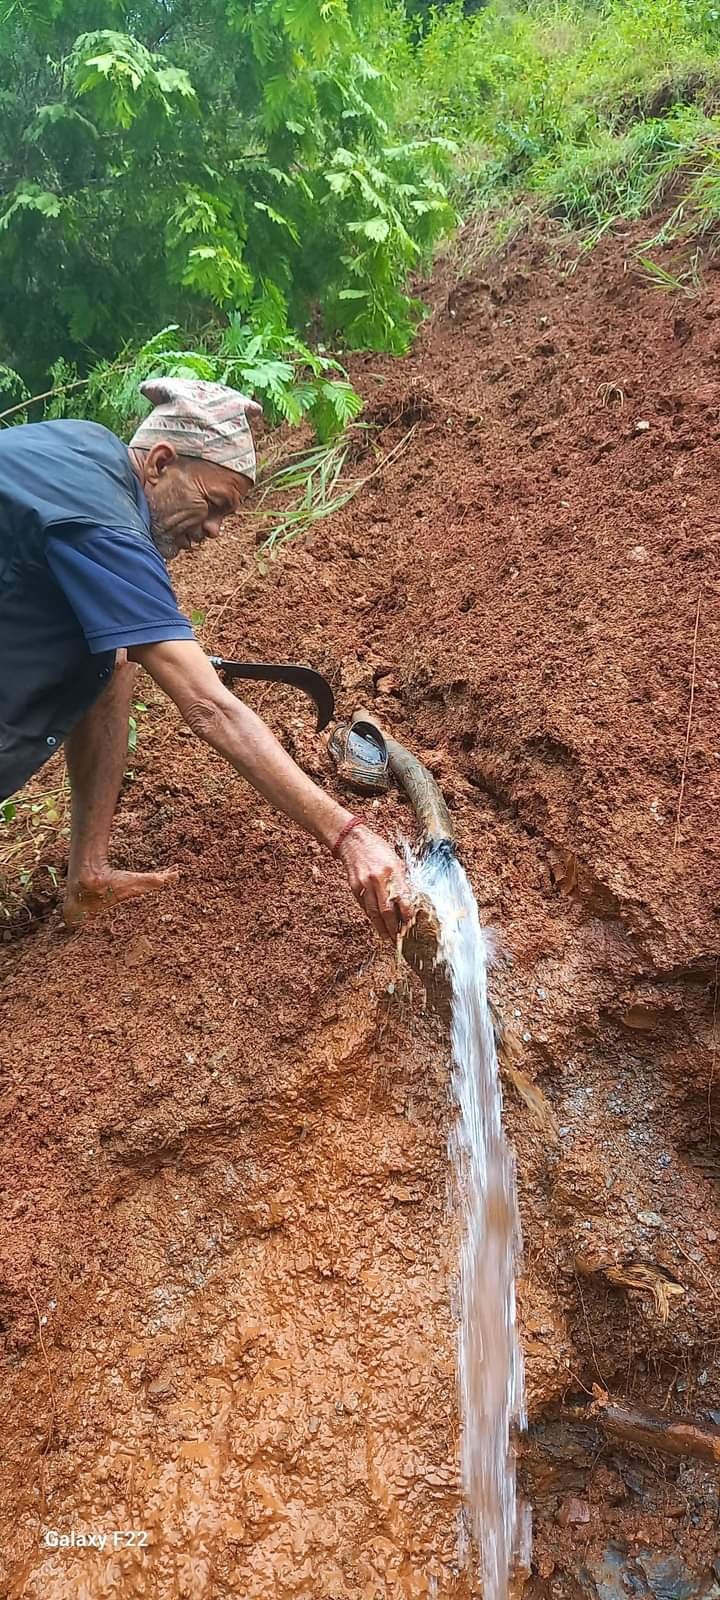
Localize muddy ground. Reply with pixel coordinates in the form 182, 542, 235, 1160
0, 215, 719, 1598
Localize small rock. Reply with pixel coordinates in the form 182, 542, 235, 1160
558, 1496, 590, 1526
634, 419, 651, 433
121, 934, 153, 970
536, 987, 547, 1001
637, 1211, 664, 1228
147, 1366, 176, 1400
636, 1547, 711, 1600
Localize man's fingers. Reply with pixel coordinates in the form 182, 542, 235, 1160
391, 888, 414, 930
381, 902, 402, 941
342, 840, 414, 944
375, 873, 407, 942
382, 863, 413, 930
355, 882, 387, 941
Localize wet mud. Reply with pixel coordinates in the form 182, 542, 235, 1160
1, 212, 719, 1595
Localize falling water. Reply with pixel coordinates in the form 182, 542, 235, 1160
409, 843, 529, 1599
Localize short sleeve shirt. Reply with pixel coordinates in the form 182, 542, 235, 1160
0, 419, 193, 799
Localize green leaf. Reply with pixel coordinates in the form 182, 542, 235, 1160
0, 363, 29, 404
350, 53, 383, 81
154, 67, 196, 100
28, 104, 98, 141
0, 0, 455, 442
83, 51, 122, 79
0, 185, 62, 230
253, 202, 300, 242
165, 352, 217, 379
349, 215, 390, 241
326, 172, 351, 196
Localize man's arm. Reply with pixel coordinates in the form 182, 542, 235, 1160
130, 637, 413, 941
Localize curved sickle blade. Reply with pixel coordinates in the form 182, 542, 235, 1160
209, 658, 335, 732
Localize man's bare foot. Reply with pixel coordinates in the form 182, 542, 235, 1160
63, 866, 180, 927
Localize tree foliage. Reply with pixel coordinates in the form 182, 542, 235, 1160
0, 0, 454, 433
4, 0, 720, 439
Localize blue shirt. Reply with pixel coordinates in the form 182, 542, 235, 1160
0, 419, 193, 799
45, 521, 194, 655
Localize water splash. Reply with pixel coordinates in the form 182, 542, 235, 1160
409, 844, 528, 1599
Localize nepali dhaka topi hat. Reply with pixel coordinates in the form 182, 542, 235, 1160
130, 378, 263, 484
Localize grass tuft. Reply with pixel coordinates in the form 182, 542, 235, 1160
393, 0, 720, 265
0, 778, 70, 923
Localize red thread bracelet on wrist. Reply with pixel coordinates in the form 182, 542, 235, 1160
331, 814, 364, 859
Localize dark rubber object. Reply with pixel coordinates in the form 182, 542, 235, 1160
328, 719, 391, 794
352, 706, 454, 846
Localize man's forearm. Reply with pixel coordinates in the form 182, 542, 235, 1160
132, 639, 351, 848
131, 638, 412, 940
186, 693, 352, 847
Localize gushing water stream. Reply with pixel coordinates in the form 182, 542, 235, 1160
409, 844, 529, 1598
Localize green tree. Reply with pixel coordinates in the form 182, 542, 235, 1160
0, 0, 453, 412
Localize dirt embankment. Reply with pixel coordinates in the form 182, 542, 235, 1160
0, 216, 719, 1598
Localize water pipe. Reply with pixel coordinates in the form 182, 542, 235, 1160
351, 707, 455, 849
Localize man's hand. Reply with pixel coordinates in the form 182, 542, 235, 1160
335, 824, 413, 943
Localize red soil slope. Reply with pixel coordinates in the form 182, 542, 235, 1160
0, 216, 718, 1597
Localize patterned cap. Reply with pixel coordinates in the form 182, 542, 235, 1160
130, 378, 262, 483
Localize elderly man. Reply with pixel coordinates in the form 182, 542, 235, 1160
0, 378, 411, 941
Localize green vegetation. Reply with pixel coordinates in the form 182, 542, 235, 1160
0, 782, 68, 921
2, 0, 720, 439
253, 415, 419, 552
0, 0, 454, 437
397, 0, 720, 249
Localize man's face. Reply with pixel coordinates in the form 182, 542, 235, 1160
138, 447, 252, 561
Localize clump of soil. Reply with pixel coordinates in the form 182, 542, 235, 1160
0, 213, 719, 1597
